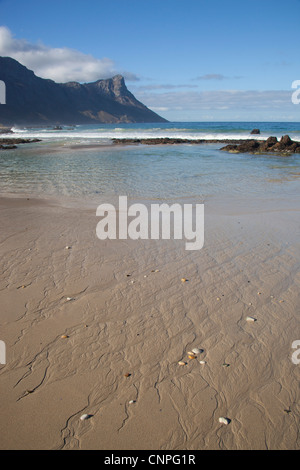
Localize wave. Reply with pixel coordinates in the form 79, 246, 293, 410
7, 123, 300, 143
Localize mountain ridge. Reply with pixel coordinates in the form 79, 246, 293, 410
0, 56, 167, 125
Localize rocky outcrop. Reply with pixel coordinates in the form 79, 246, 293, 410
0, 57, 167, 125
221, 135, 300, 154
250, 128, 260, 134
112, 135, 300, 155
0, 137, 41, 150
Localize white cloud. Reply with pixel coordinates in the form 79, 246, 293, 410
135, 89, 293, 111
0, 26, 138, 83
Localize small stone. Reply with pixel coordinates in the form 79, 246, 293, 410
219, 417, 231, 425
65, 246, 71, 250
61, 335, 69, 339
246, 316, 257, 322
66, 297, 74, 301
124, 373, 131, 377
80, 414, 91, 421
192, 348, 203, 355
128, 400, 136, 404
178, 361, 186, 366
181, 278, 188, 283
199, 361, 207, 365
188, 355, 197, 360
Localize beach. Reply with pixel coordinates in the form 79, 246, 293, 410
0, 176, 299, 449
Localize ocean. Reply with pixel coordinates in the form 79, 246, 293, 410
1, 122, 300, 204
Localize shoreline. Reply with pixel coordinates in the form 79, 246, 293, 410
0, 194, 299, 449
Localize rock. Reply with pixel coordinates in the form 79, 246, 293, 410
246, 316, 257, 322
219, 417, 231, 425
250, 128, 260, 134
221, 135, 300, 155
80, 414, 92, 421
280, 135, 293, 146
192, 348, 204, 355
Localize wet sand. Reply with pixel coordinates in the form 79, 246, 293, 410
0, 195, 299, 450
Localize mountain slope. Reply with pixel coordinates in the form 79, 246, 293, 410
0, 57, 167, 125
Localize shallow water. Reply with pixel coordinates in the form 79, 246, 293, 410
0, 122, 300, 205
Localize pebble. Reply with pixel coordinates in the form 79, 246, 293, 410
124, 373, 131, 377
181, 278, 188, 282
65, 246, 71, 250
66, 297, 74, 301
61, 335, 69, 339
80, 414, 91, 421
199, 360, 207, 365
219, 417, 230, 425
128, 400, 136, 404
246, 316, 257, 322
178, 361, 186, 366
192, 348, 203, 355
188, 355, 197, 360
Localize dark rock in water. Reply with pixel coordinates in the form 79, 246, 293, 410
0, 137, 41, 150
250, 128, 260, 134
0, 56, 167, 125
0, 144, 17, 149
221, 135, 300, 155
220, 140, 260, 153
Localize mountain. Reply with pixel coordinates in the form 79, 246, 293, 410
0, 57, 167, 125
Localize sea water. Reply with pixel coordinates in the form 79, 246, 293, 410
0, 122, 299, 205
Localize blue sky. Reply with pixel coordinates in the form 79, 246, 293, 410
0, 0, 300, 121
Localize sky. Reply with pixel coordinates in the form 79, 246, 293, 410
0, 0, 300, 121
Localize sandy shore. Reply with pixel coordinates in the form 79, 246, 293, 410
0, 194, 299, 450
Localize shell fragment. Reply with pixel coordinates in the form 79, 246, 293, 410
246, 316, 257, 322
219, 417, 230, 425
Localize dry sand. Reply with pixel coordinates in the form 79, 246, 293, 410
0, 194, 299, 450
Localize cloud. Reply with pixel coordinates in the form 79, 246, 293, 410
135, 89, 293, 112
0, 26, 139, 83
196, 74, 227, 81
195, 74, 243, 81
135, 83, 198, 91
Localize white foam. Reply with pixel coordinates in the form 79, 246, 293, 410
7, 126, 300, 143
